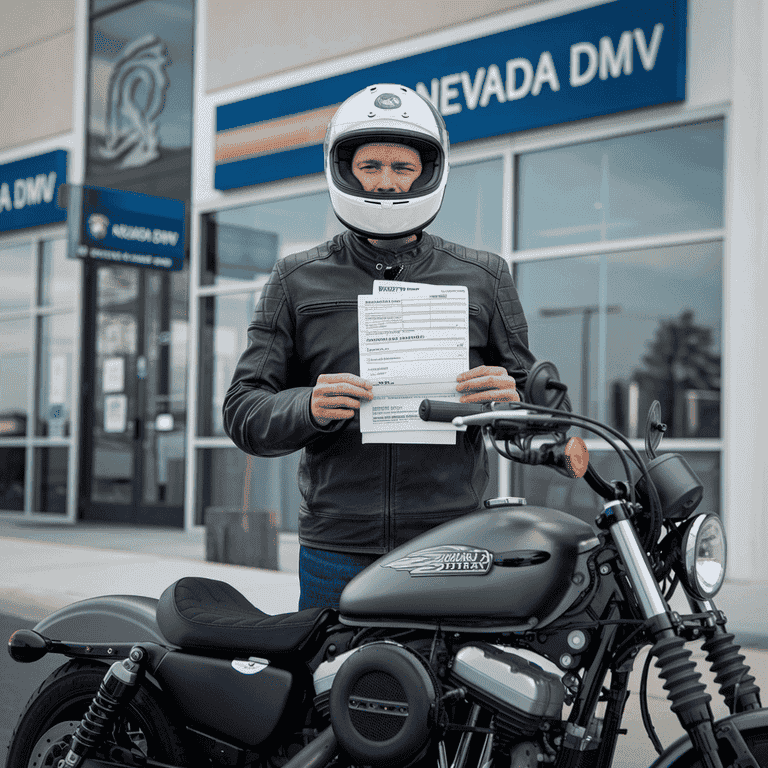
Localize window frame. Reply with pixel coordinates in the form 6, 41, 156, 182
0, 225, 81, 520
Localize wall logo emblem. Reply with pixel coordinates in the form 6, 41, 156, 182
374, 93, 402, 110
384, 545, 493, 576
98, 34, 170, 169
87, 213, 110, 240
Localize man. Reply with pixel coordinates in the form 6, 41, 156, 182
223, 83, 536, 610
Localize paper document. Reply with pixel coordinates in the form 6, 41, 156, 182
358, 282, 469, 444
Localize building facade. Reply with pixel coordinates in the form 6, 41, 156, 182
1, 0, 766, 581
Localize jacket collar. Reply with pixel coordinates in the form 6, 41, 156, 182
345, 230, 434, 269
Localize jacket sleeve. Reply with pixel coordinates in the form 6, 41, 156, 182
222, 265, 341, 457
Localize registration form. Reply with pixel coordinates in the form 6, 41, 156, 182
358, 281, 469, 444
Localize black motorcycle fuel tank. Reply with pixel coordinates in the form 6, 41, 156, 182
340, 505, 599, 630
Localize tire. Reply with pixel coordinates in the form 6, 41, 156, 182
668, 721, 768, 768
5, 659, 187, 768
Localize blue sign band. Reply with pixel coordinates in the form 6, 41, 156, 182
215, 0, 686, 191
0, 150, 68, 233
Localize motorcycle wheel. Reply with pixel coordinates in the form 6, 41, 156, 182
5, 659, 187, 768
671, 725, 768, 768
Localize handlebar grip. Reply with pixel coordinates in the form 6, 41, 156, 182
419, 400, 487, 423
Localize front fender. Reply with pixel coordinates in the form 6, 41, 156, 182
34, 595, 166, 644
648, 709, 768, 768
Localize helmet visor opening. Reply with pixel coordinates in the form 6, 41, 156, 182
332, 132, 443, 199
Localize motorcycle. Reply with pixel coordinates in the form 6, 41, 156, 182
6, 361, 767, 768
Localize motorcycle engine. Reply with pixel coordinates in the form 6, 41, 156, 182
449, 644, 565, 740
313, 640, 565, 766
314, 641, 440, 768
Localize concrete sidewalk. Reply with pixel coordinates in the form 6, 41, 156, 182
0, 516, 300, 623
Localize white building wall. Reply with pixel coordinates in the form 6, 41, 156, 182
723, 0, 768, 580
204, 0, 542, 94
0, 1, 78, 153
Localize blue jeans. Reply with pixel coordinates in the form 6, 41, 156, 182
298, 546, 379, 610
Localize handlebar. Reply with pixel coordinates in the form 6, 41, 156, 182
419, 399, 618, 497
417, 400, 494, 423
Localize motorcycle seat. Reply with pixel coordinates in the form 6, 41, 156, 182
156, 577, 329, 655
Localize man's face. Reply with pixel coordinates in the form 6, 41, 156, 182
351, 143, 422, 193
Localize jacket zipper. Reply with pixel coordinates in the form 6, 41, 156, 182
385, 444, 393, 550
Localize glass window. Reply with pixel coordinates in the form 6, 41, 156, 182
516, 120, 724, 250
0, 446, 25, 511
515, 242, 722, 438
202, 193, 344, 286
0, 242, 33, 312
36, 314, 77, 437
0, 317, 31, 433
511, 450, 721, 524
430, 158, 503, 254
198, 292, 259, 436
33, 447, 69, 514
39, 239, 79, 308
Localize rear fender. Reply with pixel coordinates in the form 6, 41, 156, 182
648, 709, 768, 768
34, 595, 166, 644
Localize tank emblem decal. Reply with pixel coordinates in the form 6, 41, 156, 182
384, 545, 493, 576
231, 658, 268, 675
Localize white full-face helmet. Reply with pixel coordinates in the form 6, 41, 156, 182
324, 83, 450, 239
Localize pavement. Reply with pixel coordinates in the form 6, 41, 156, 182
1, 512, 767, 765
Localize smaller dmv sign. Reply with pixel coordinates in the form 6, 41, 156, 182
0, 150, 67, 232
73, 185, 186, 271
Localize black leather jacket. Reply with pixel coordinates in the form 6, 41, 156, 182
223, 230, 537, 555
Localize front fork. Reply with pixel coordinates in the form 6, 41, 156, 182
599, 500, 762, 768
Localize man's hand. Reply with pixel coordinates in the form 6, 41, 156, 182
456, 365, 520, 404
311, 373, 374, 426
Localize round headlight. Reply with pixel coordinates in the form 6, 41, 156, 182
683, 514, 727, 599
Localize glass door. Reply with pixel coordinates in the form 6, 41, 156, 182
81, 263, 186, 525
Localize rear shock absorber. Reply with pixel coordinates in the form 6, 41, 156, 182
701, 627, 762, 713
60, 646, 147, 768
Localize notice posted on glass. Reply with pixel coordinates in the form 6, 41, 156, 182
358, 281, 469, 444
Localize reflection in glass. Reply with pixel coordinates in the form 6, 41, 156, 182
196, 448, 301, 530
91, 266, 139, 506
36, 314, 77, 437
198, 293, 257, 436
515, 242, 722, 438
0, 242, 33, 311
202, 193, 344, 285
142, 270, 187, 506
517, 120, 724, 250
34, 447, 68, 514
40, 239, 79, 307
97, 266, 140, 308
86, 0, 194, 199
0, 317, 31, 429
511, 450, 721, 524
430, 159, 503, 253
0, 447, 25, 511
